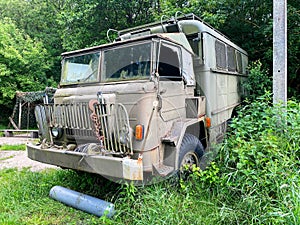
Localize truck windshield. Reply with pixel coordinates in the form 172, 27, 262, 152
102, 42, 151, 82
61, 51, 100, 85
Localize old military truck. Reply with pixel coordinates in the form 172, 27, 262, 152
27, 13, 248, 183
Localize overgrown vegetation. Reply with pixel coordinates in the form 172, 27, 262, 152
242, 60, 272, 101
213, 95, 300, 224
0, 94, 299, 224
0, 168, 222, 225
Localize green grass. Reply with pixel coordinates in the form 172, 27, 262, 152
1, 166, 298, 225
0, 144, 26, 151
0, 169, 110, 225
0, 168, 224, 225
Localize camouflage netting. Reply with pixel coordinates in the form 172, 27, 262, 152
9, 87, 56, 129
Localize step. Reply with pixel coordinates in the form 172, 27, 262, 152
153, 164, 174, 176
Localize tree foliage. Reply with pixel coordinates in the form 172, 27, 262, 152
287, 4, 300, 96
218, 1, 299, 98
57, 0, 160, 51
0, 0, 65, 82
243, 60, 272, 101
0, 18, 52, 108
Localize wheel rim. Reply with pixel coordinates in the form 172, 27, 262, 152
180, 151, 199, 171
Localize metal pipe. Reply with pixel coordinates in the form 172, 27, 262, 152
49, 186, 115, 218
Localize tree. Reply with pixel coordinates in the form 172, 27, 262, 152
0, 18, 52, 108
286, 4, 300, 97
218, 0, 299, 98
57, 0, 160, 51
0, 0, 65, 82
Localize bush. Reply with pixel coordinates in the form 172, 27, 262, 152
208, 93, 300, 223
184, 92, 300, 224
243, 61, 272, 101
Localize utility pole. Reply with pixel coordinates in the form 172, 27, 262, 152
273, 0, 287, 105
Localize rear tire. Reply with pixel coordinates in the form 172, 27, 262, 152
178, 133, 204, 174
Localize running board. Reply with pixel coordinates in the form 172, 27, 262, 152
152, 164, 174, 177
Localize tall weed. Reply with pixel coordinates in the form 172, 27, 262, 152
208, 93, 300, 223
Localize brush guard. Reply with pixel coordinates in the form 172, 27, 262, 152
40, 101, 133, 155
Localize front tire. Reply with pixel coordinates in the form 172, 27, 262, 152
178, 133, 204, 173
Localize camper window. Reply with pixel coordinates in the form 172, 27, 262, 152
236, 52, 243, 73
215, 40, 226, 70
227, 46, 236, 72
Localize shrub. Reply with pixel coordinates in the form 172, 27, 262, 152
242, 61, 272, 101
210, 93, 300, 223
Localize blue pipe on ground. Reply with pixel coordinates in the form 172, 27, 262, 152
49, 185, 115, 218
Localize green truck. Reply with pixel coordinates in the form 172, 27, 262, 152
27, 13, 248, 183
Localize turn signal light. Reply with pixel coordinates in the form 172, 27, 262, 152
135, 124, 144, 141
205, 117, 211, 128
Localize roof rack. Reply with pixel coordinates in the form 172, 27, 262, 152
118, 13, 197, 36
117, 13, 227, 40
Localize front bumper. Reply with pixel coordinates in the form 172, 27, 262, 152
26, 144, 143, 181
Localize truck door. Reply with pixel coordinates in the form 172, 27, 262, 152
156, 41, 186, 122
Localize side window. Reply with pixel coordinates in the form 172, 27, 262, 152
187, 34, 200, 56
215, 40, 226, 69
227, 46, 236, 72
158, 43, 181, 77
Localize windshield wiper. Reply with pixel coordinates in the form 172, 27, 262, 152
77, 69, 97, 82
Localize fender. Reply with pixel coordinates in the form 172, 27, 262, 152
162, 117, 205, 147
161, 117, 206, 170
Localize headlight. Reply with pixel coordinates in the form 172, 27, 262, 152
119, 125, 131, 144
51, 127, 63, 139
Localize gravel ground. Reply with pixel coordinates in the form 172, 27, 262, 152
0, 136, 58, 171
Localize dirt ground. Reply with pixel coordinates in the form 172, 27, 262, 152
0, 136, 58, 172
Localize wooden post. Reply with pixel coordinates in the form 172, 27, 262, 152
18, 99, 22, 129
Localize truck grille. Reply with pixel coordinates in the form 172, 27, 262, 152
43, 102, 133, 154
45, 102, 93, 130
